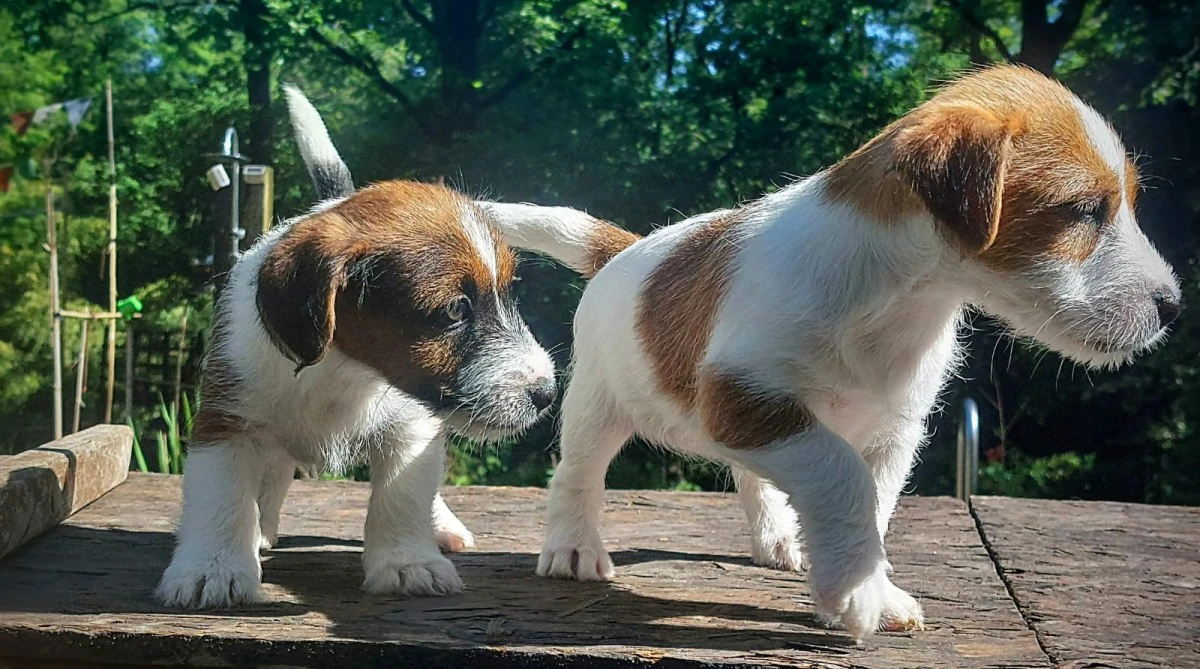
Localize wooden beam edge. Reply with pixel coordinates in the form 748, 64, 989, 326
0, 425, 133, 559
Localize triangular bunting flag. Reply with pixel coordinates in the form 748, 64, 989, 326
32, 102, 63, 124
64, 98, 92, 127
10, 111, 33, 136
0, 165, 12, 193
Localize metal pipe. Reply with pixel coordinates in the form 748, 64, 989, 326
956, 396, 980, 504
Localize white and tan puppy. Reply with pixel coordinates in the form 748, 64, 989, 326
157, 87, 558, 608
482, 66, 1182, 642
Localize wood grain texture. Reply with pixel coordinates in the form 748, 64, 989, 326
972, 496, 1200, 669
0, 425, 131, 559
0, 474, 1048, 668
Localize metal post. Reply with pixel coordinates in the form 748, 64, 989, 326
207, 128, 248, 294
241, 164, 274, 246
956, 396, 980, 504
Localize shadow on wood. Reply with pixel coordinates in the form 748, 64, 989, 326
0, 473, 1050, 668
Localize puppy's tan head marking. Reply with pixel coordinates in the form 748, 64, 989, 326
697, 370, 813, 450
892, 103, 1019, 255
256, 181, 554, 435
828, 65, 1180, 366
825, 65, 1134, 265
257, 182, 510, 373
636, 211, 741, 408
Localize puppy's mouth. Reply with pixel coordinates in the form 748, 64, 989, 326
436, 401, 544, 442
1052, 316, 1162, 369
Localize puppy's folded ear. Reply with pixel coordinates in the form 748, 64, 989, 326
893, 104, 1021, 255
256, 222, 346, 371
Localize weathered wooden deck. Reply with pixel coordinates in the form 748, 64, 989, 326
0, 430, 1197, 668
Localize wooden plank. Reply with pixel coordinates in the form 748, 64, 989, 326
0, 474, 1046, 668
0, 425, 132, 559
972, 496, 1200, 669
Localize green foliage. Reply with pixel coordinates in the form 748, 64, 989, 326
979, 451, 1098, 499
2, 0, 1199, 502
129, 393, 192, 475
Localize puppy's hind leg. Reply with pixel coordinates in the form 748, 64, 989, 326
734, 468, 803, 571
157, 440, 266, 608
537, 372, 631, 581
256, 446, 296, 551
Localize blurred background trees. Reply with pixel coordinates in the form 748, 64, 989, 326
2, 0, 1197, 502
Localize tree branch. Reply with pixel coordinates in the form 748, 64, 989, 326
306, 27, 435, 137
480, 25, 586, 109
1048, 0, 1088, 43
86, 0, 227, 24
943, 0, 1015, 62
399, 0, 436, 34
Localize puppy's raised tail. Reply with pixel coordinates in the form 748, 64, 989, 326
480, 202, 641, 279
283, 84, 354, 200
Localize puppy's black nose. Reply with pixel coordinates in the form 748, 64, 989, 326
1154, 291, 1183, 328
527, 377, 558, 412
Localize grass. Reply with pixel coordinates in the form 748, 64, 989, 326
130, 393, 193, 475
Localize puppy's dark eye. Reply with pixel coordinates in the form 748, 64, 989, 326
1070, 198, 1109, 228
445, 296, 472, 324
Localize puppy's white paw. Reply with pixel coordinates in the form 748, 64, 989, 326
257, 532, 276, 552
536, 533, 614, 581
156, 551, 263, 609
750, 532, 803, 571
363, 551, 463, 597
812, 563, 889, 644
879, 579, 924, 632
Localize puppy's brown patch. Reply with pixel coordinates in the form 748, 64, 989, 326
636, 212, 740, 408
192, 305, 250, 444
697, 370, 813, 450
823, 132, 924, 226
823, 65, 1128, 269
256, 181, 515, 402
584, 224, 641, 278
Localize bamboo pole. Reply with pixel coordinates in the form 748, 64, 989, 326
58, 310, 120, 320
172, 308, 189, 414
46, 170, 63, 440
73, 318, 90, 433
104, 79, 118, 424
124, 322, 134, 421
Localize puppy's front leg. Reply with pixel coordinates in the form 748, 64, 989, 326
863, 420, 924, 542
256, 446, 296, 551
157, 442, 266, 608
734, 468, 802, 571
362, 427, 462, 598
432, 492, 475, 553
862, 422, 926, 632
728, 425, 894, 644
537, 375, 631, 581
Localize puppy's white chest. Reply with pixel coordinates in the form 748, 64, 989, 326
815, 391, 891, 450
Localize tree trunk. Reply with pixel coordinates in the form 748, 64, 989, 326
241, 0, 272, 165
1017, 0, 1088, 75
430, 0, 483, 141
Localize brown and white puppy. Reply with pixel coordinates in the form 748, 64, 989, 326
157, 87, 557, 608
481, 65, 1182, 642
